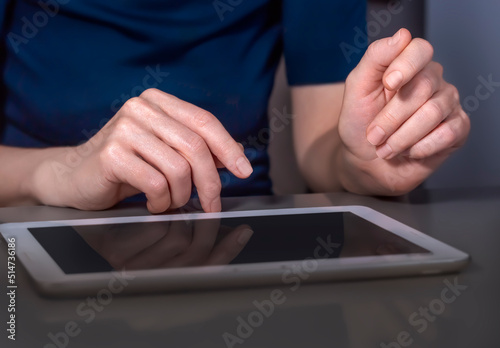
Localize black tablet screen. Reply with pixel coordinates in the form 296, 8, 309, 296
28, 212, 429, 274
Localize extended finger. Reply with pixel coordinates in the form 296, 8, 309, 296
140, 89, 253, 178
123, 98, 223, 212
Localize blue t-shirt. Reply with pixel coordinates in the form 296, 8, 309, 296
0, 0, 366, 197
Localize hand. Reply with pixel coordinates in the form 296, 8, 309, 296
31, 89, 253, 213
338, 29, 470, 194
77, 219, 254, 269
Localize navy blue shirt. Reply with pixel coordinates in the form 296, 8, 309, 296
0, 0, 366, 197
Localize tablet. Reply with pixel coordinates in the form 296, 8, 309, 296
0, 206, 469, 297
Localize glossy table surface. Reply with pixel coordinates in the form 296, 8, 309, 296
1, 188, 499, 348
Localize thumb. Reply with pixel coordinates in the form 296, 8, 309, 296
347, 29, 412, 94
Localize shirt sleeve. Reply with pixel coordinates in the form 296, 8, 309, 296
282, 0, 367, 86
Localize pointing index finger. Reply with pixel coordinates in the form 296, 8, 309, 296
140, 89, 253, 179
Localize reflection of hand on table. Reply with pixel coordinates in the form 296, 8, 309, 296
76, 219, 253, 270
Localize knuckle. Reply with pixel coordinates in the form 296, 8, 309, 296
404, 57, 419, 76
121, 96, 146, 113
185, 133, 207, 154
424, 100, 444, 121
416, 74, 436, 98
114, 117, 137, 135
147, 175, 169, 195
381, 109, 399, 128
173, 159, 191, 179
438, 124, 457, 146
367, 40, 383, 59
140, 88, 160, 99
141, 88, 174, 102
191, 109, 214, 129
217, 136, 236, 158
414, 38, 434, 58
99, 142, 124, 166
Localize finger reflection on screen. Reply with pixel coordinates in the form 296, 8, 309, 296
76, 219, 254, 270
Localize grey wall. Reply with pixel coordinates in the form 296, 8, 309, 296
426, 1, 500, 189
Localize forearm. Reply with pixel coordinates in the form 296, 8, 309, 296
295, 127, 344, 193
292, 83, 380, 195
295, 125, 404, 196
292, 83, 346, 192
0, 145, 67, 207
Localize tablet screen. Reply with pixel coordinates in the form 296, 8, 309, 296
27, 212, 429, 274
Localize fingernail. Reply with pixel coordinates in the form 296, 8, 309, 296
367, 126, 386, 146
376, 143, 393, 159
388, 30, 401, 46
237, 229, 254, 246
385, 70, 403, 90
236, 156, 253, 177
210, 199, 221, 213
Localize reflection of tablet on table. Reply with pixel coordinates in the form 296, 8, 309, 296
0, 206, 469, 297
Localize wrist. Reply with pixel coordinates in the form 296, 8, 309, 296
337, 142, 397, 196
26, 147, 72, 207
337, 143, 372, 194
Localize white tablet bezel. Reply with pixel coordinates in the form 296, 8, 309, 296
0, 205, 469, 297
